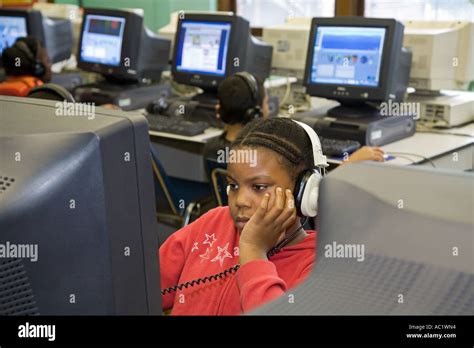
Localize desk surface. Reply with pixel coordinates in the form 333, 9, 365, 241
382, 129, 473, 165
139, 105, 473, 166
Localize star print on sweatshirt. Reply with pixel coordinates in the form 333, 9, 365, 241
159, 206, 316, 315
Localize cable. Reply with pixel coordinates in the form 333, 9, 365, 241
279, 75, 292, 108
386, 151, 437, 168
267, 217, 308, 257
387, 154, 416, 165
161, 264, 241, 295
161, 219, 308, 295
416, 129, 474, 138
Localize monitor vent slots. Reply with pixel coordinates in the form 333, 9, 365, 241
0, 176, 15, 194
0, 259, 39, 316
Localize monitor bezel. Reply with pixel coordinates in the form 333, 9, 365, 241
303, 17, 400, 103
172, 13, 245, 91
77, 8, 141, 80
0, 9, 45, 54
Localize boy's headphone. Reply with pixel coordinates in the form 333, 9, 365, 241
234, 72, 263, 123
224, 120, 328, 218
15, 39, 46, 78
293, 121, 328, 217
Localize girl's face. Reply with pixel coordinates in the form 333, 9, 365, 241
227, 146, 295, 233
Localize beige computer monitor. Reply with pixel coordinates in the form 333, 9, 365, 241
262, 17, 312, 79
403, 21, 474, 91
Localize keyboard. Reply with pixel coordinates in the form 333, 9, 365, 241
320, 137, 361, 157
146, 114, 209, 137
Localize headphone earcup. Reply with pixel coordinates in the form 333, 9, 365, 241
253, 105, 262, 119
243, 105, 262, 123
34, 61, 45, 77
294, 169, 321, 217
15, 40, 45, 78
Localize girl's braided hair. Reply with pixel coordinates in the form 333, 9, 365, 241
229, 118, 315, 181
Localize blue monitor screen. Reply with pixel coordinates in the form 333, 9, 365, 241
80, 14, 125, 67
0, 16, 28, 55
309, 26, 386, 87
175, 20, 231, 76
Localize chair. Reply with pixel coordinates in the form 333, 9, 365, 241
205, 158, 228, 206
150, 146, 209, 230
27, 83, 75, 102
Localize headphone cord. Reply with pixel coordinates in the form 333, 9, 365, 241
161, 218, 309, 295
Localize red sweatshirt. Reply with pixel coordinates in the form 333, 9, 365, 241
159, 206, 316, 315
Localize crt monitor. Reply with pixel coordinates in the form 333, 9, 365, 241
0, 14, 28, 54
254, 162, 473, 315
0, 96, 161, 315
172, 12, 273, 92
0, 9, 43, 56
78, 8, 170, 82
403, 21, 474, 91
0, 8, 73, 63
262, 17, 312, 80
303, 17, 412, 118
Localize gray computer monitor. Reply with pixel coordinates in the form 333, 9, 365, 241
0, 96, 160, 315
172, 12, 273, 92
77, 8, 170, 82
0, 8, 73, 63
253, 162, 473, 315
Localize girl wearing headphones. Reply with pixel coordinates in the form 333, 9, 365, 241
161, 117, 322, 315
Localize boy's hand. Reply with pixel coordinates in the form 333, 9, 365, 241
239, 187, 297, 265
346, 146, 384, 163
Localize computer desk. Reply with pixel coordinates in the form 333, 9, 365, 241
149, 127, 224, 183
382, 123, 473, 170
328, 123, 474, 171
145, 110, 473, 183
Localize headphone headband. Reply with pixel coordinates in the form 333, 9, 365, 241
233, 71, 262, 122
293, 120, 328, 168
234, 71, 259, 104
15, 40, 36, 62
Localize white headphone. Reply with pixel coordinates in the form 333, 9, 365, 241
225, 120, 327, 217
292, 120, 328, 217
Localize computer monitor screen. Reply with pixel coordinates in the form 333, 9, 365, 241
80, 14, 125, 67
309, 26, 386, 87
0, 16, 28, 54
175, 20, 231, 76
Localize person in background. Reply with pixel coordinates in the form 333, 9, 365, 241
204, 71, 385, 164
204, 72, 269, 161
0, 37, 52, 97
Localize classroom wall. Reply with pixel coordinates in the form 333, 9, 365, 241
55, 0, 217, 31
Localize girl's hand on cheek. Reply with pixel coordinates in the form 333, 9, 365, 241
239, 187, 297, 265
